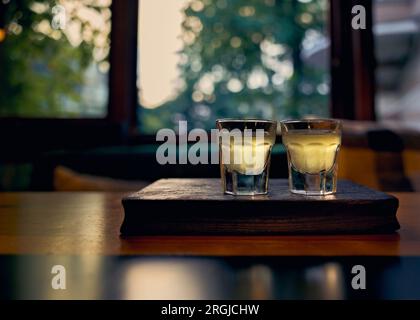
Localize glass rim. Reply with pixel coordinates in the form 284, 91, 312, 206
216, 118, 277, 124
280, 118, 341, 125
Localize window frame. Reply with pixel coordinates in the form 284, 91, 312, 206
330, 0, 376, 121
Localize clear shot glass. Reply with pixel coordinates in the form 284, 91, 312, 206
280, 119, 342, 196
216, 119, 277, 195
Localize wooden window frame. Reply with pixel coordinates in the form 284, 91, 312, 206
330, 0, 376, 120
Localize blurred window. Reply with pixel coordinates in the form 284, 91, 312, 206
0, 0, 111, 118
137, 0, 330, 133
374, 0, 420, 129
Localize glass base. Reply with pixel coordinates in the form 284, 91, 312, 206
222, 169, 269, 195
289, 166, 337, 196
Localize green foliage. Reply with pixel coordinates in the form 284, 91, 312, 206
0, 0, 110, 117
140, 0, 329, 133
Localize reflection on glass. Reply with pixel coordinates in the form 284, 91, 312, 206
121, 259, 229, 300
4, 257, 409, 299
138, 0, 330, 133
304, 263, 345, 300
15, 256, 106, 299
248, 265, 274, 299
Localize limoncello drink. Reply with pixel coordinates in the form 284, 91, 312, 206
217, 119, 277, 195
221, 135, 274, 175
282, 130, 341, 174
281, 119, 342, 196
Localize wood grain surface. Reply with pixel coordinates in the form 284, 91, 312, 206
0, 190, 419, 256
121, 179, 399, 235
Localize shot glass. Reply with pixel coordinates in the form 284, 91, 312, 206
280, 119, 342, 195
216, 119, 277, 195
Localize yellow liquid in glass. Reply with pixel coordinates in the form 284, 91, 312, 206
221, 136, 272, 175
282, 130, 341, 174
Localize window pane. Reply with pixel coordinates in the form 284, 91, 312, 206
137, 0, 330, 133
0, 0, 111, 118
374, 0, 420, 128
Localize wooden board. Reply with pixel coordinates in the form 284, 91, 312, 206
121, 179, 400, 235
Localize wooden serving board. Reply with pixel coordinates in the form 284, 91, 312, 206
120, 179, 400, 235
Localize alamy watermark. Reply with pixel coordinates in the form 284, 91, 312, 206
352, 5, 366, 30
351, 264, 366, 290
156, 121, 266, 171
51, 264, 66, 290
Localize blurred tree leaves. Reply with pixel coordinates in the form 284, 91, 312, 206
0, 0, 111, 117
0, 0, 329, 130
140, 0, 329, 133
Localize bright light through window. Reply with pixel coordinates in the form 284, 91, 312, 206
137, 0, 330, 133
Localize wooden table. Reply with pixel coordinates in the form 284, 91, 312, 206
0, 191, 419, 256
